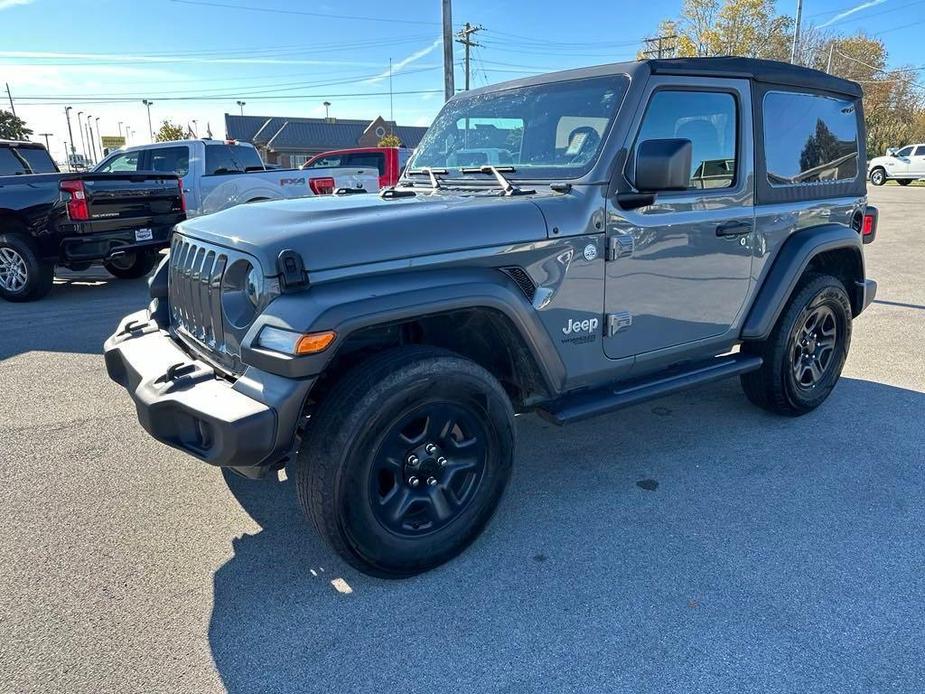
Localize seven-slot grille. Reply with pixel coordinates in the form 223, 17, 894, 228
168, 235, 227, 350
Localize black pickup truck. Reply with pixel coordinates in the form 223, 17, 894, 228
0, 139, 186, 302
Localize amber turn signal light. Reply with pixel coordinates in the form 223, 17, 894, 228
295, 330, 336, 355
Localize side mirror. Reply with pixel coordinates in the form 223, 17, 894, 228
617, 138, 692, 210
886, 147, 897, 157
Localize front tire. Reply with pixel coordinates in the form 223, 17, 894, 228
297, 346, 515, 577
0, 233, 54, 302
741, 274, 852, 416
104, 249, 158, 279
869, 167, 886, 186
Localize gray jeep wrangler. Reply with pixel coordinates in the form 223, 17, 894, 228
105, 57, 878, 577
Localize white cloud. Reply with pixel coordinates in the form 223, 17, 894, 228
818, 0, 887, 28
365, 38, 442, 84
0, 0, 35, 10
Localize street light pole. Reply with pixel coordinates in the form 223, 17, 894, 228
77, 110, 87, 161
191, 119, 198, 137
118, 121, 123, 137
236, 100, 246, 116
64, 106, 76, 172
39, 132, 52, 151
95, 116, 101, 156
86, 114, 98, 164
142, 99, 154, 142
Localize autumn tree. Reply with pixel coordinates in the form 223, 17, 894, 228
377, 133, 402, 147
155, 120, 186, 142
0, 110, 32, 140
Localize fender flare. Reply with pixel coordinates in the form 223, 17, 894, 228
741, 224, 864, 341
241, 267, 567, 392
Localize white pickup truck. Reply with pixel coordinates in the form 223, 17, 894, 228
94, 139, 377, 217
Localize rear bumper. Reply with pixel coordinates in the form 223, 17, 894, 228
104, 310, 314, 476
60, 225, 174, 263
856, 279, 878, 315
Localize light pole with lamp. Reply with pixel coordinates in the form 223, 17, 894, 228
64, 106, 76, 171
236, 100, 246, 116
142, 99, 154, 142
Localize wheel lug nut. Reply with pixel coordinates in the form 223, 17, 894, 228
425, 443, 437, 455
408, 476, 420, 488
407, 455, 418, 466
437, 456, 447, 466
426, 476, 438, 486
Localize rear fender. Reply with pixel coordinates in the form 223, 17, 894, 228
742, 224, 865, 341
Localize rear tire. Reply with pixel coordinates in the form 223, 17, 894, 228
869, 167, 886, 186
297, 346, 515, 577
104, 249, 158, 279
740, 273, 852, 416
0, 233, 54, 302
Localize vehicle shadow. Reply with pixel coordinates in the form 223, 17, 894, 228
208, 376, 925, 694
0, 269, 150, 361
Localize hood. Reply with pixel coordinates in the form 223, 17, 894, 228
176, 190, 550, 274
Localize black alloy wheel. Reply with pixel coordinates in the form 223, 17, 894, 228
789, 304, 838, 390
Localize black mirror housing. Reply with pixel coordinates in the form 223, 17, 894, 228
635, 138, 692, 192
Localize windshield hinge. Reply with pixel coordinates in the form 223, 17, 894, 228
277, 249, 308, 291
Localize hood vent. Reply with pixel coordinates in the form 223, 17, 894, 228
499, 266, 536, 302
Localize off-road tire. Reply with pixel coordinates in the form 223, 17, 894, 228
869, 167, 886, 186
297, 346, 515, 578
104, 249, 158, 279
740, 273, 852, 416
0, 232, 54, 302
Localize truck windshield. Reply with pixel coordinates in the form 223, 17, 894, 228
410, 74, 628, 180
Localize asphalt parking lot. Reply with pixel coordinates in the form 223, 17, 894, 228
1, 186, 923, 694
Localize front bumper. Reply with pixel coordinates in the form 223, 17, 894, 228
104, 310, 314, 475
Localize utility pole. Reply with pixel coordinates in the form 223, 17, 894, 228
39, 133, 52, 150
642, 34, 678, 59
826, 42, 835, 73
142, 99, 154, 142
455, 22, 483, 91
77, 110, 87, 160
236, 100, 246, 116
64, 107, 75, 171
389, 57, 394, 133
790, 0, 804, 64
441, 0, 455, 100
5, 82, 15, 117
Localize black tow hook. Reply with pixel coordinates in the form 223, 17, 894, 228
157, 361, 197, 384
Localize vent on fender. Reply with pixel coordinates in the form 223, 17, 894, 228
499, 266, 536, 302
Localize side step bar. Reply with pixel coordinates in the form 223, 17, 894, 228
538, 353, 763, 425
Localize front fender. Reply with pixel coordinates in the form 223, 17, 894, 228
741, 223, 864, 341
240, 267, 567, 391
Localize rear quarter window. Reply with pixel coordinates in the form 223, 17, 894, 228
763, 92, 859, 185
205, 145, 261, 175
0, 147, 28, 175
16, 146, 57, 173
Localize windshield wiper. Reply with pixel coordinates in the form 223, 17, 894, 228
406, 167, 448, 191
459, 165, 534, 196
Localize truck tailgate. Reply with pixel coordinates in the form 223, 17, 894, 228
79, 172, 183, 232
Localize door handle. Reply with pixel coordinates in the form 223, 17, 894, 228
716, 221, 752, 237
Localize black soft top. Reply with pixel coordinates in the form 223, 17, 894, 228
647, 57, 862, 97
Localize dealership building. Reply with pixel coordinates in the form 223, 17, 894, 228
224, 113, 429, 168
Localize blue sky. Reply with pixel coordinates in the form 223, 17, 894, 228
1, 0, 922, 163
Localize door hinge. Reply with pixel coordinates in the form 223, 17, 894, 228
607, 235, 634, 261
607, 311, 632, 336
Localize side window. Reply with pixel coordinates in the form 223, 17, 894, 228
306, 154, 343, 169
398, 148, 412, 175
914, 146, 925, 156
343, 152, 386, 175
634, 90, 737, 190
0, 148, 28, 175
895, 146, 913, 157
763, 92, 859, 185
149, 147, 189, 176
97, 151, 140, 173
205, 145, 246, 175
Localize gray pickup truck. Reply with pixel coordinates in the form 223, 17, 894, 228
105, 57, 878, 577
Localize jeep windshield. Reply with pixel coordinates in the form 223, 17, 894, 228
408, 74, 629, 181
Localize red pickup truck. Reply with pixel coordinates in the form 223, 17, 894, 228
301, 146, 413, 189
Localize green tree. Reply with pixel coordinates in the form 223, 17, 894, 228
0, 109, 33, 140
377, 133, 402, 147
155, 120, 186, 142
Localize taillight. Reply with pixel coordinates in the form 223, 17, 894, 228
862, 214, 874, 235
309, 177, 335, 195
59, 179, 89, 221
861, 206, 878, 244
177, 178, 187, 214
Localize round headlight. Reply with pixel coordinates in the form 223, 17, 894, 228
222, 259, 262, 328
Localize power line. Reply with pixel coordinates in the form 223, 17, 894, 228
168, 0, 440, 26
15, 89, 443, 106
642, 34, 677, 59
